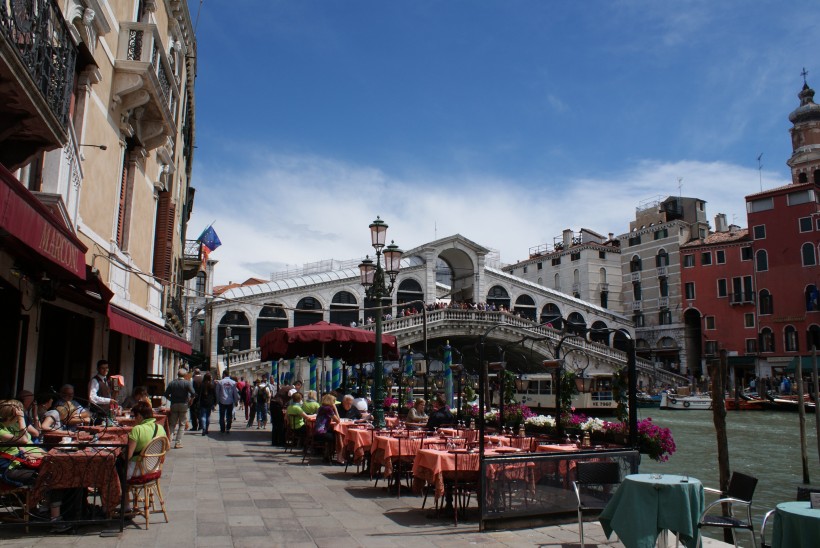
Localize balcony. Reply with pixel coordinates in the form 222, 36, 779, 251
182, 239, 202, 280
630, 271, 641, 282
599, 282, 609, 292
658, 296, 669, 308
632, 301, 642, 311
571, 282, 580, 295
656, 265, 668, 277
0, 0, 77, 169
729, 292, 755, 305
113, 22, 178, 151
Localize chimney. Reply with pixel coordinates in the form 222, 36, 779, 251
563, 229, 573, 247
714, 213, 728, 233
608, 233, 614, 241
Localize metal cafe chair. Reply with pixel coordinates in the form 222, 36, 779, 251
696, 471, 759, 548
759, 509, 775, 548
572, 461, 621, 548
442, 450, 480, 526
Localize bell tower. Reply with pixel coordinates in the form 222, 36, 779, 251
787, 69, 820, 185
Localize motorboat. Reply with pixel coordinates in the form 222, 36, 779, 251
636, 392, 662, 408
660, 392, 712, 410
725, 392, 765, 411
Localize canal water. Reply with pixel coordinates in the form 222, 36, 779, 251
637, 407, 820, 532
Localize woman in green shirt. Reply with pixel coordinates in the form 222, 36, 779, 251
126, 401, 167, 479
302, 390, 320, 415
286, 392, 309, 439
0, 399, 45, 487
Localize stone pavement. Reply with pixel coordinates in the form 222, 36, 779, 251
0, 423, 735, 547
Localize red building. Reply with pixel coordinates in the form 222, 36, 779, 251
682, 81, 820, 382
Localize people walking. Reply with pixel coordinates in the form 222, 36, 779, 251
164, 368, 195, 449
253, 378, 271, 429
197, 373, 216, 435
215, 370, 240, 434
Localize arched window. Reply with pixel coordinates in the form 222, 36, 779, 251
256, 304, 287, 344
513, 294, 536, 321
806, 285, 819, 312
756, 249, 768, 272
397, 279, 424, 316
630, 255, 642, 272
633, 281, 642, 301
785, 326, 799, 352
759, 328, 774, 352
330, 291, 359, 326
599, 268, 607, 284
219, 311, 251, 352
801, 242, 816, 266
566, 312, 586, 335
656, 249, 669, 267
590, 320, 609, 344
808, 325, 820, 351
487, 285, 510, 311
573, 269, 580, 284
554, 273, 560, 291
294, 296, 323, 327
541, 303, 563, 329
759, 289, 773, 315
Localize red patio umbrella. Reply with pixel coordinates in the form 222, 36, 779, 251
259, 321, 399, 363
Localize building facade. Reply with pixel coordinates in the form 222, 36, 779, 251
618, 196, 711, 376
502, 228, 622, 312
1, 0, 197, 400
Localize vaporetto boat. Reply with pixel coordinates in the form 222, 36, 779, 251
660, 392, 712, 410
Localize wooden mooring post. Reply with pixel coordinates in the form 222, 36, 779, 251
709, 350, 732, 544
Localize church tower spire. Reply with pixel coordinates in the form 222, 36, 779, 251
787, 69, 820, 185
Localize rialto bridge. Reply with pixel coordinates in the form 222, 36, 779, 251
208, 234, 688, 387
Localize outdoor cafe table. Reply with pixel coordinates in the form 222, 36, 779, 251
333, 420, 373, 465
771, 501, 820, 548
599, 473, 704, 548
372, 434, 445, 478
30, 440, 126, 516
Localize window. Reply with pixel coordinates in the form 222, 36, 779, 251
759, 289, 773, 315
629, 234, 642, 246
808, 325, 820, 350
654, 228, 668, 240
633, 312, 645, 327
600, 292, 608, 308
705, 316, 716, 330
716, 250, 726, 264
537, 262, 543, 270
785, 326, 799, 352
799, 217, 813, 232
116, 144, 137, 250
755, 249, 768, 272
745, 339, 757, 354
744, 313, 754, 328
523, 266, 528, 274
659, 309, 672, 325
656, 250, 669, 267
554, 273, 560, 290
787, 189, 813, 206
195, 272, 206, 296
570, 252, 580, 261
741, 246, 753, 261
748, 197, 774, 213
551, 257, 561, 266
743, 276, 753, 302
717, 279, 727, 298
753, 225, 766, 239
802, 243, 816, 266
598, 251, 606, 259
630, 256, 642, 272
807, 285, 819, 311
683, 254, 695, 268
685, 282, 695, 300
659, 277, 668, 297
760, 328, 774, 352
704, 341, 718, 355
633, 281, 642, 301
701, 252, 712, 266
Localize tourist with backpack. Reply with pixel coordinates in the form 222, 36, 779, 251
253, 379, 271, 429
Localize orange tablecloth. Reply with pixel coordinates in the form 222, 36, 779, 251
372, 435, 444, 477
385, 416, 399, 428
335, 424, 374, 464
31, 443, 125, 515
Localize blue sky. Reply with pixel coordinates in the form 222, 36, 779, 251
189, 1, 820, 285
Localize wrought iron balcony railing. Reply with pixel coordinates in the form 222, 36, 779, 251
0, 0, 76, 128
184, 239, 201, 261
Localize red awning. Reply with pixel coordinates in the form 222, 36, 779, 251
0, 164, 87, 279
108, 305, 192, 355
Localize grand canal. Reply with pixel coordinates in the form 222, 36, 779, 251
638, 407, 820, 531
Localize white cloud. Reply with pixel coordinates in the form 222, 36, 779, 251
191, 151, 789, 286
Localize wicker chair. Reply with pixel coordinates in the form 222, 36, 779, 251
127, 435, 170, 528
0, 481, 30, 531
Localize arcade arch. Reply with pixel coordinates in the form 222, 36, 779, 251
256, 304, 287, 345
295, 296, 323, 327
219, 310, 251, 352
330, 291, 358, 326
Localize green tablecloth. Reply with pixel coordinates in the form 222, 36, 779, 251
599, 473, 705, 548
772, 501, 820, 548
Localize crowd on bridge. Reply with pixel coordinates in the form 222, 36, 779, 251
353, 300, 540, 327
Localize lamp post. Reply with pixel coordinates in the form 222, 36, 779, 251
359, 216, 403, 429
222, 326, 235, 376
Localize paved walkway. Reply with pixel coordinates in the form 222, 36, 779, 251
0, 423, 735, 547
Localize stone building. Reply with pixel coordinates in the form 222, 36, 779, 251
1, 0, 197, 399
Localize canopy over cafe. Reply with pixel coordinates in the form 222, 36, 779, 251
0, 166, 191, 402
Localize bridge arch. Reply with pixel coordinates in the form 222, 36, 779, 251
513, 293, 537, 320
540, 303, 563, 329
437, 247, 476, 303
295, 296, 324, 326
487, 285, 510, 310
330, 291, 358, 326
256, 304, 287, 344
219, 310, 252, 352
397, 277, 424, 315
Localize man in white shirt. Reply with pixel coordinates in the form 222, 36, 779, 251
88, 360, 117, 423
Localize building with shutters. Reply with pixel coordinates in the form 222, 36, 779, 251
0, 0, 197, 401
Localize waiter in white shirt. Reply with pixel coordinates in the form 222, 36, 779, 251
88, 359, 118, 424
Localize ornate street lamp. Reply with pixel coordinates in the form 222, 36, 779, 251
222, 326, 235, 376
359, 216, 403, 428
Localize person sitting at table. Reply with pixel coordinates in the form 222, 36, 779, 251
302, 390, 320, 415
15, 390, 40, 441
36, 393, 63, 432
406, 398, 428, 425
122, 386, 151, 410
337, 395, 364, 420
126, 401, 167, 480
314, 394, 341, 462
286, 392, 309, 442
426, 395, 455, 430
53, 385, 91, 427
0, 399, 46, 486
